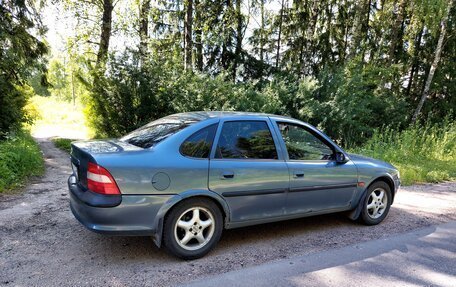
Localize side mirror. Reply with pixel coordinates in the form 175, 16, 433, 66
335, 152, 347, 164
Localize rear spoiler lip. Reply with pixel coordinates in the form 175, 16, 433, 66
70, 139, 144, 155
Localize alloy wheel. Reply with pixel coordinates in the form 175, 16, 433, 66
366, 188, 388, 219
174, 207, 215, 251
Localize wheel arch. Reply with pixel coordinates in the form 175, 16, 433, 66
152, 190, 230, 247
348, 174, 396, 221
370, 175, 395, 202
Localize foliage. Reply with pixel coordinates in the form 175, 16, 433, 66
59, 0, 454, 142
0, 129, 44, 192
350, 120, 456, 185
87, 52, 411, 147
52, 138, 73, 153
0, 0, 48, 137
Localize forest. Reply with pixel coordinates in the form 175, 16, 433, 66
0, 0, 455, 189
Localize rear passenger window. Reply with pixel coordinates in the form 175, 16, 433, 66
180, 124, 218, 158
215, 121, 278, 159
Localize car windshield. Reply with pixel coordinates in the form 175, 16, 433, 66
120, 117, 198, 148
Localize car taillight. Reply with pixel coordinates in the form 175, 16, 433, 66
87, 162, 121, 195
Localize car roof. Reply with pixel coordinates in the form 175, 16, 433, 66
166, 111, 295, 122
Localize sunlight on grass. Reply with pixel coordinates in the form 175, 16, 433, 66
28, 96, 92, 139
52, 138, 73, 153
0, 129, 44, 192
350, 121, 456, 185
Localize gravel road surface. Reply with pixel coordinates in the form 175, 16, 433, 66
0, 138, 455, 287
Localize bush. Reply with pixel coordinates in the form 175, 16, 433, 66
85, 52, 411, 147
0, 129, 44, 192
350, 120, 456, 185
0, 79, 28, 137
52, 138, 73, 153
85, 52, 321, 138
303, 60, 408, 146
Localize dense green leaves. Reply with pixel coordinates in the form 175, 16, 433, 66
61, 0, 455, 145
0, 129, 44, 192
0, 0, 48, 136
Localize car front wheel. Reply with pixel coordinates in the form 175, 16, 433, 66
359, 181, 392, 225
163, 198, 223, 259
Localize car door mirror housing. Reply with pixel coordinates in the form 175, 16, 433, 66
335, 152, 348, 163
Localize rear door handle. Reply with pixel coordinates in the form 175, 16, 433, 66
293, 171, 305, 178
221, 171, 234, 179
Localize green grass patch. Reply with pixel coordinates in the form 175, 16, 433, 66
350, 120, 456, 185
0, 129, 44, 192
52, 138, 73, 153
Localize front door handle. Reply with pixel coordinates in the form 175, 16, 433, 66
221, 171, 234, 179
293, 171, 305, 178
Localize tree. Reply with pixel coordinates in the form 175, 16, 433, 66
412, 1, 453, 123
184, 0, 193, 70
96, 0, 114, 68
139, 0, 151, 61
275, 0, 285, 68
0, 0, 48, 135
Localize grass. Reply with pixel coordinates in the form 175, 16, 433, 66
350, 120, 456, 185
0, 129, 45, 193
52, 138, 73, 153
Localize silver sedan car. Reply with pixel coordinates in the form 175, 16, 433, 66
68, 112, 400, 259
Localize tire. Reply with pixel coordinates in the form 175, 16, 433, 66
359, 181, 392, 225
163, 198, 223, 260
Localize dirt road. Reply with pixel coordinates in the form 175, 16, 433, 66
1, 139, 455, 286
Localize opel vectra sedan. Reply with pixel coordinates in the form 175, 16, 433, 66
68, 112, 400, 259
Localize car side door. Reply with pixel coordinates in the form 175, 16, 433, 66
272, 120, 358, 215
208, 118, 289, 222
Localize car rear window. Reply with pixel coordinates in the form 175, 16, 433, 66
180, 124, 218, 158
120, 118, 198, 148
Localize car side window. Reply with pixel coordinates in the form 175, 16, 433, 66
277, 123, 334, 160
215, 121, 278, 160
180, 124, 218, 158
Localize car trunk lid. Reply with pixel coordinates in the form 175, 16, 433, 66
70, 139, 143, 189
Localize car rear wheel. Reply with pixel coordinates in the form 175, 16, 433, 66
359, 181, 392, 225
163, 198, 223, 259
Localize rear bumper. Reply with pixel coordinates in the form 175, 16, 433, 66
68, 175, 172, 236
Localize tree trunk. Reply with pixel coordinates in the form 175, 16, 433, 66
184, 0, 193, 70
361, 0, 371, 61
411, 2, 452, 123
275, 0, 285, 69
71, 70, 76, 106
405, 25, 424, 98
194, 0, 203, 71
222, 0, 233, 70
388, 0, 406, 64
96, 0, 114, 68
139, 0, 151, 62
233, 0, 242, 80
259, 0, 265, 64
351, 0, 370, 59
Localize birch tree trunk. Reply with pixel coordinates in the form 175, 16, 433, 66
411, 1, 452, 123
